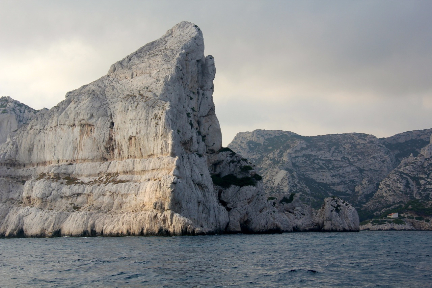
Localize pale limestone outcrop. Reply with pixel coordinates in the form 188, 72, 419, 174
315, 197, 359, 231
0, 22, 231, 237
207, 149, 280, 233
273, 197, 319, 232
360, 221, 415, 231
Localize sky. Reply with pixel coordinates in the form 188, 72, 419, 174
1, 1, 431, 146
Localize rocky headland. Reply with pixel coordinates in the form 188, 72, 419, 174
0, 22, 359, 237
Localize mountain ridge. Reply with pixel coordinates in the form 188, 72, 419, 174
228, 128, 432, 229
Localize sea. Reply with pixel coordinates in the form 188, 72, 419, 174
0, 231, 431, 287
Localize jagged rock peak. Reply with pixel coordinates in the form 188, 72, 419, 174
0, 22, 237, 237
0, 96, 39, 145
0, 96, 36, 113
107, 21, 204, 75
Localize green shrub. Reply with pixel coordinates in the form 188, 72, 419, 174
64, 176, 80, 185
280, 193, 295, 204
253, 174, 262, 181
392, 219, 405, 225
371, 219, 386, 225
211, 174, 256, 188
218, 147, 234, 153
360, 220, 371, 226
241, 165, 253, 172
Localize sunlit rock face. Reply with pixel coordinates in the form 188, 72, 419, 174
0, 21, 231, 237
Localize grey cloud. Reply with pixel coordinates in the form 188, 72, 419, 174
1, 0, 431, 145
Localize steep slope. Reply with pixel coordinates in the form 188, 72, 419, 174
365, 135, 432, 214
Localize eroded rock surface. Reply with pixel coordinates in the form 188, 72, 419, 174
315, 197, 359, 231
0, 22, 238, 236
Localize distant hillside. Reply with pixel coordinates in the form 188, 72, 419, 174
229, 128, 432, 228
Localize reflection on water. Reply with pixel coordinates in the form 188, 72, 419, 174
0, 232, 431, 287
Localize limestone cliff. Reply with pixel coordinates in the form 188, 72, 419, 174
315, 197, 359, 231
0, 22, 259, 236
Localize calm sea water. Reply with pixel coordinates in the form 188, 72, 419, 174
0, 231, 431, 287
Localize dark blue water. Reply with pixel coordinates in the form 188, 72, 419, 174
0, 231, 431, 287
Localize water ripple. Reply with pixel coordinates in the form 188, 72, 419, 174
0, 232, 431, 287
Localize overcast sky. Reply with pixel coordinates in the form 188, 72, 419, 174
1, 1, 431, 145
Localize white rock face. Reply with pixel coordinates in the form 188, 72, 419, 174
0, 22, 232, 237
315, 197, 359, 231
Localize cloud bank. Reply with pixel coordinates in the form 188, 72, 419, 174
1, 0, 431, 145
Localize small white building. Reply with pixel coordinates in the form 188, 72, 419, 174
387, 212, 399, 219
